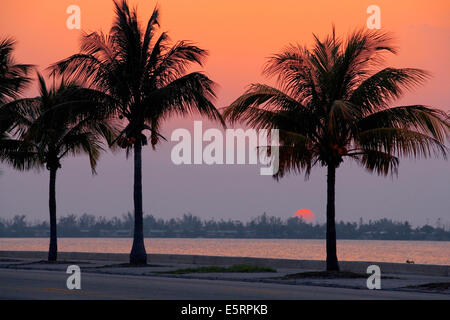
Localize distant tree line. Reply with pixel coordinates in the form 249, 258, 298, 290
1, 213, 449, 241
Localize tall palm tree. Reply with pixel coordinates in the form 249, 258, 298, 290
224, 28, 449, 271
0, 73, 115, 261
51, 0, 223, 264
0, 37, 33, 104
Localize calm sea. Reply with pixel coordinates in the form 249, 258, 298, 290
0, 238, 449, 265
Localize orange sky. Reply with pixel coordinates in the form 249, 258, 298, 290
1, 0, 449, 111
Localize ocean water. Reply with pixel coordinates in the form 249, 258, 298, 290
0, 238, 449, 265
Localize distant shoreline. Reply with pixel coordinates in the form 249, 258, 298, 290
1, 236, 450, 242
2, 213, 450, 241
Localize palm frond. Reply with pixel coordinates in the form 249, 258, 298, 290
152, 41, 209, 87
272, 145, 316, 180
49, 53, 104, 85
0, 133, 42, 171
224, 84, 306, 121
141, 5, 160, 57
263, 45, 318, 104
353, 150, 399, 176
0, 37, 34, 103
147, 72, 223, 125
61, 131, 102, 174
358, 105, 449, 141
327, 100, 362, 139
357, 127, 448, 159
224, 26, 449, 179
350, 68, 429, 112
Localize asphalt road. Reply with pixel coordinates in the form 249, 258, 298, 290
0, 269, 448, 300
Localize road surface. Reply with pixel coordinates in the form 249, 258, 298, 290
0, 269, 448, 300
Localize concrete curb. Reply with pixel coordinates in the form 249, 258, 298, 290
0, 251, 448, 276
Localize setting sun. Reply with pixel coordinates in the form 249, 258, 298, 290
294, 209, 315, 223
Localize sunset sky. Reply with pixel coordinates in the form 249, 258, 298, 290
0, 0, 449, 226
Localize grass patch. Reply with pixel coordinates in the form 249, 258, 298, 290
406, 282, 450, 291
43, 260, 93, 265
158, 264, 276, 275
277, 271, 368, 280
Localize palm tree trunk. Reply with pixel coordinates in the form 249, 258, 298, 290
48, 167, 57, 262
326, 164, 339, 271
130, 137, 147, 264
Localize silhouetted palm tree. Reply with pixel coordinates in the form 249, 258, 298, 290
0, 37, 33, 104
224, 28, 449, 271
51, 0, 223, 264
0, 73, 115, 261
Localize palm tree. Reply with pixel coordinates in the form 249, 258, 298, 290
224, 27, 449, 271
0, 73, 115, 261
51, 0, 223, 264
0, 37, 33, 104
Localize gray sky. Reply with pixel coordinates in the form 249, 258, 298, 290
1, 116, 449, 227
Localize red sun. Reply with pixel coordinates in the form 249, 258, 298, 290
294, 209, 315, 223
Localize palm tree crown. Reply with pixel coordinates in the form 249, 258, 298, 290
0, 74, 113, 172
224, 27, 449, 270
0, 73, 115, 261
52, 1, 222, 148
